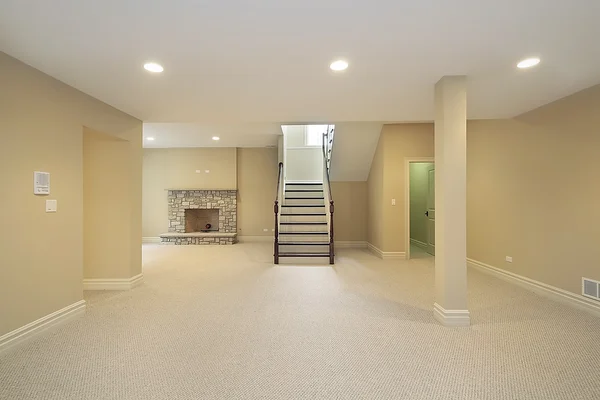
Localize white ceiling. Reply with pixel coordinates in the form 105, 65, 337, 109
2, 0, 600, 148
143, 123, 281, 148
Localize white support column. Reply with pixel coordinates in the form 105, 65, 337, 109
433, 76, 470, 327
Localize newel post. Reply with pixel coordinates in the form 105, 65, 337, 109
329, 200, 335, 264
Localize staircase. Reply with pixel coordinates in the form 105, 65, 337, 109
274, 125, 335, 264
278, 182, 331, 262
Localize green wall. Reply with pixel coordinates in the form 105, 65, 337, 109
409, 162, 433, 245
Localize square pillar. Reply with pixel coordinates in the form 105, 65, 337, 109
433, 76, 470, 326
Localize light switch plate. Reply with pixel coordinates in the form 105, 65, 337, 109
45, 199, 57, 213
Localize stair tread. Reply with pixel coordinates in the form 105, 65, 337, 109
281, 222, 327, 225
279, 232, 328, 235
285, 190, 324, 192
279, 242, 330, 245
280, 255, 330, 257
281, 213, 326, 216
286, 183, 324, 185
282, 205, 325, 208
285, 197, 325, 199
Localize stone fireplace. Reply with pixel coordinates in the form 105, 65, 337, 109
160, 190, 237, 245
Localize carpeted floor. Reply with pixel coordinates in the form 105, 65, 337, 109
1, 243, 599, 399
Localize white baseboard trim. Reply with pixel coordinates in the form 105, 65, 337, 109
0, 300, 86, 352
433, 302, 471, 327
142, 237, 161, 244
335, 241, 367, 249
83, 273, 144, 291
367, 243, 406, 259
467, 258, 600, 317
410, 238, 428, 249
237, 235, 273, 243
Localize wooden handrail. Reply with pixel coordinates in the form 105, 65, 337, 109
274, 162, 283, 264
322, 129, 335, 264
275, 162, 283, 203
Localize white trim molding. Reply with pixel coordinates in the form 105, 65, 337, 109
468, 258, 600, 318
83, 273, 144, 291
410, 238, 428, 249
142, 237, 161, 244
433, 303, 471, 327
0, 300, 86, 352
335, 241, 367, 249
367, 243, 406, 259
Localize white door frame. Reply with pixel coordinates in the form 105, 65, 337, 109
404, 157, 435, 260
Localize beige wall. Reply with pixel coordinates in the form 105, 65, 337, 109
236, 148, 278, 236
0, 52, 142, 337
365, 85, 600, 297
367, 131, 385, 249
84, 129, 134, 279
142, 148, 237, 237
467, 85, 600, 295
367, 124, 434, 252
142, 147, 280, 238
409, 162, 434, 244
330, 182, 368, 242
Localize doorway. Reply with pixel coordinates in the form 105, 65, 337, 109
405, 159, 435, 260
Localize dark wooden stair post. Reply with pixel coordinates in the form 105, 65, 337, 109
274, 200, 279, 264
274, 162, 283, 265
329, 200, 335, 264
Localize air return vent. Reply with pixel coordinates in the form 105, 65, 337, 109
582, 278, 600, 301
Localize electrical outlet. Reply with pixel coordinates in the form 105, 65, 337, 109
505, 256, 513, 263
263, 228, 268, 232
391, 199, 396, 206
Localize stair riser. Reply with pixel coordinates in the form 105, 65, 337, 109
278, 234, 329, 242
280, 225, 328, 233
280, 215, 327, 223
284, 198, 325, 206
279, 245, 330, 253
284, 192, 324, 199
280, 207, 326, 214
285, 184, 323, 191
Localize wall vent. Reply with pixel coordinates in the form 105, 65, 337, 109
582, 278, 600, 301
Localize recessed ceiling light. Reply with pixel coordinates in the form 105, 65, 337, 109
212, 136, 220, 141
143, 62, 164, 73
517, 57, 540, 69
330, 60, 349, 71
146, 137, 155, 141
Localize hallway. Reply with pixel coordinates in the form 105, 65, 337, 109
1, 243, 599, 399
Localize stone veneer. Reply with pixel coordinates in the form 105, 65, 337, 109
162, 190, 237, 245
160, 233, 236, 246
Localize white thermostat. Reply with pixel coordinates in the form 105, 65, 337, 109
34, 171, 50, 195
